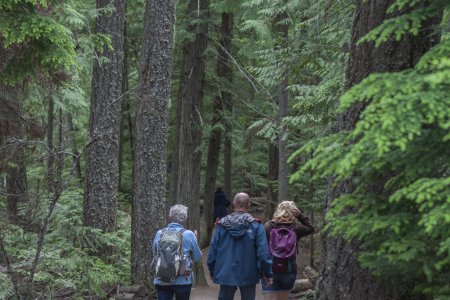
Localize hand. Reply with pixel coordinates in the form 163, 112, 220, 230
264, 276, 273, 287
291, 208, 300, 217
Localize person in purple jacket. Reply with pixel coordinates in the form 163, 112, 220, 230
208, 192, 273, 300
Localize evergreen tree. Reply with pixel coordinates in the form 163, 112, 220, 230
131, 0, 176, 285
83, 0, 126, 234
292, 0, 448, 298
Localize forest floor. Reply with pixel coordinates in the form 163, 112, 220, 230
190, 243, 313, 300
190, 246, 264, 299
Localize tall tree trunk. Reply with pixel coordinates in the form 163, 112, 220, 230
168, 0, 210, 286
202, 12, 234, 247
46, 95, 54, 192
315, 1, 440, 299
66, 113, 82, 181
118, 16, 129, 193
131, 0, 176, 285
0, 41, 28, 226
201, 96, 222, 248
83, 0, 125, 232
56, 108, 63, 190
266, 142, 278, 220
0, 84, 28, 225
221, 13, 234, 205
309, 170, 315, 268
126, 97, 134, 163
277, 14, 289, 203
223, 108, 232, 200
169, 0, 209, 226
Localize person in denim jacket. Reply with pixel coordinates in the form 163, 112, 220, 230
208, 192, 273, 300
153, 204, 202, 300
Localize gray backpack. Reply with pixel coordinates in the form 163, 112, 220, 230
153, 228, 189, 282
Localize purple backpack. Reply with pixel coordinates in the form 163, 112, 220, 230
269, 225, 297, 259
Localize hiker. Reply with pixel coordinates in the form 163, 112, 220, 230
152, 204, 202, 300
262, 201, 315, 300
207, 192, 273, 300
213, 187, 230, 223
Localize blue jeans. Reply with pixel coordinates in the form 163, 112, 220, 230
156, 284, 192, 300
218, 284, 256, 300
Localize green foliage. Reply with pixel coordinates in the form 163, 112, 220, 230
360, 0, 446, 47
0, 0, 80, 83
1, 187, 131, 298
292, 0, 450, 297
243, 0, 352, 209
0, 273, 14, 300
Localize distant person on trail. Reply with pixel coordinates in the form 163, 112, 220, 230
152, 204, 202, 300
207, 192, 273, 300
262, 201, 315, 300
213, 187, 230, 223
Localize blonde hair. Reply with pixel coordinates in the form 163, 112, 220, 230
272, 201, 298, 223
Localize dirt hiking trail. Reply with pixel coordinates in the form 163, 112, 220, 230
190, 247, 265, 300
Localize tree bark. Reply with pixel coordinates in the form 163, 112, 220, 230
56, 108, 64, 190
169, 0, 209, 228
202, 12, 234, 247
66, 113, 82, 181
46, 95, 54, 192
220, 13, 234, 206
315, 1, 440, 299
277, 14, 289, 203
223, 107, 232, 201
266, 142, 278, 220
202, 96, 222, 248
168, 0, 210, 286
83, 0, 125, 232
118, 16, 129, 193
131, 0, 176, 284
0, 84, 28, 225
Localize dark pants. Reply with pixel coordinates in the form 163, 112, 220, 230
218, 284, 256, 300
156, 284, 192, 300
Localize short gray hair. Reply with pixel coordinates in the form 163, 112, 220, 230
169, 204, 188, 224
233, 192, 250, 208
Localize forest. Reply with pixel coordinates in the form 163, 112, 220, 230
0, 0, 449, 299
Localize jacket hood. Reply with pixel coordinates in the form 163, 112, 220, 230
269, 220, 295, 228
166, 223, 184, 230
220, 212, 254, 238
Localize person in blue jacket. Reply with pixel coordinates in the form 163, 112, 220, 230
208, 192, 273, 300
213, 187, 230, 223
153, 204, 202, 300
